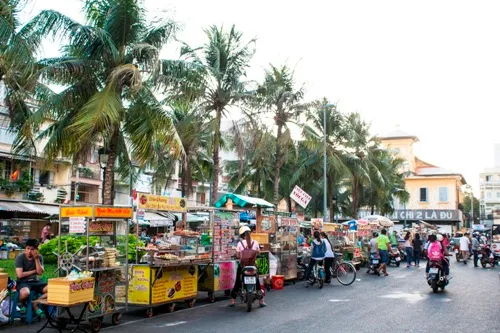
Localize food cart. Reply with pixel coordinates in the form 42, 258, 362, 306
127, 194, 210, 317
275, 217, 299, 281
55, 205, 132, 332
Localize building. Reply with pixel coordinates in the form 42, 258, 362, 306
358, 129, 466, 234
479, 143, 500, 226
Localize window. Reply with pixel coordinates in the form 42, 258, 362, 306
486, 175, 492, 182
439, 187, 448, 202
39, 170, 54, 186
487, 192, 492, 199
497, 192, 500, 199
419, 188, 428, 202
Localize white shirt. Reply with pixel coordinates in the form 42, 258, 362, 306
459, 236, 470, 251
324, 239, 334, 258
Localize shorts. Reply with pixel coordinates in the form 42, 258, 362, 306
379, 250, 389, 264
17, 280, 47, 295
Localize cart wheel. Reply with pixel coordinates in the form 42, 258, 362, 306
167, 303, 175, 313
146, 308, 153, 318
111, 313, 122, 325
90, 319, 102, 333
186, 299, 196, 308
224, 289, 231, 297
208, 292, 216, 303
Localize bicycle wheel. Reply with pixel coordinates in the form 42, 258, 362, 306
336, 262, 356, 286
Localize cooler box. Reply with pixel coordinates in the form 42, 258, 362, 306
48, 277, 95, 305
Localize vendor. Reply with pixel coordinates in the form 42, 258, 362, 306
15, 239, 47, 318
40, 222, 52, 243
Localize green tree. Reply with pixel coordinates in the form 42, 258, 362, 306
14, 0, 182, 204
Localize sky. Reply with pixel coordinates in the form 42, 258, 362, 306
20, 0, 500, 195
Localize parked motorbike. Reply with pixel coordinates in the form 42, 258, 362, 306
238, 266, 263, 312
297, 248, 311, 280
427, 260, 448, 293
366, 254, 381, 275
388, 249, 402, 267
479, 245, 496, 268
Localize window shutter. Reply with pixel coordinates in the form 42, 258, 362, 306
49, 171, 55, 186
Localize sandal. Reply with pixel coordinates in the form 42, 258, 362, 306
36, 308, 45, 318
384, 273, 389, 277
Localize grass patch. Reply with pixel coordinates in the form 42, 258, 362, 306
0, 259, 59, 282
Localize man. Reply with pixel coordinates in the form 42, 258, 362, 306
459, 232, 471, 265
390, 231, 399, 249
471, 232, 481, 267
376, 229, 392, 276
15, 239, 47, 318
40, 222, 51, 243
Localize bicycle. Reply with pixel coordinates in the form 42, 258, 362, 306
330, 258, 357, 286
307, 260, 326, 289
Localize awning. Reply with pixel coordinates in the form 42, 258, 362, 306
174, 213, 207, 223
214, 193, 274, 209
0, 201, 60, 216
143, 212, 174, 227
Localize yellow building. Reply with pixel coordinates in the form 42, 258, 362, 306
360, 130, 466, 234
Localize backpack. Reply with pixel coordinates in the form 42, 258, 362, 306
239, 240, 257, 266
311, 239, 327, 258
427, 241, 443, 261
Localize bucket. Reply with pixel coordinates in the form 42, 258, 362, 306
271, 275, 284, 290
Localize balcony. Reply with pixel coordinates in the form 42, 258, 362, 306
72, 164, 101, 180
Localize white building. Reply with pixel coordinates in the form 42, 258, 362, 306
479, 143, 500, 223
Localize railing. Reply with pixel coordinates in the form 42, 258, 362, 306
72, 164, 101, 180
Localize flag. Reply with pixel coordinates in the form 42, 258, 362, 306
10, 170, 19, 181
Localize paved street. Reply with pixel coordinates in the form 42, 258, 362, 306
3, 261, 499, 333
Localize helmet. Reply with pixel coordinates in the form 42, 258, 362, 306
436, 234, 443, 242
239, 226, 251, 236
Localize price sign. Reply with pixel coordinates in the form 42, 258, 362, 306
69, 217, 86, 234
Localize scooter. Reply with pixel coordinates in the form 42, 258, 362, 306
366, 254, 381, 275
479, 245, 496, 268
238, 266, 263, 312
388, 249, 402, 267
427, 259, 449, 293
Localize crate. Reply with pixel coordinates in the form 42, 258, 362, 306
0, 273, 7, 290
48, 277, 95, 305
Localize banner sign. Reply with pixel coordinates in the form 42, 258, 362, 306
138, 193, 187, 212
60, 206, 93, 218
94, 206, 133, 218
290, 185, 312, 208
358, 209, 461, 221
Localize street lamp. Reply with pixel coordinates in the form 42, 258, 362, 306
98, 148, 109, 205
322, 103, 335, 222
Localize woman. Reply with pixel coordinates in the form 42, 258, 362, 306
404, 231, 413, 268
229, 226, 266, 307
305, 231, 326, 287
412, 233, 423, 267
321, 232, 335, 283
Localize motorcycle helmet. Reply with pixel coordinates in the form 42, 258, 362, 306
436, 234, 443, 242
239, 226, 251, 236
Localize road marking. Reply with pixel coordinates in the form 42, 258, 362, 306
379, 292, 426, 303
100, 303, 214, 330
356, 279, 362, 282
441, 298, 452, 302
329, 299, 350, 302
157, 321, 187, 327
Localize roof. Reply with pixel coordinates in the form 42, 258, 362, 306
214, 193, 274, 209
379, 129, 419, 142
0, 200, 60, 216
413, 157, 467, 184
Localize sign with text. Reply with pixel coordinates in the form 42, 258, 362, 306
60, 206, 93, 218
88, 221, 113, 234
94, 206, 133, 218
290, 185, 312, 209
69, 217, 86, 234
137, 193, 187, 212
358, 209, 461, 221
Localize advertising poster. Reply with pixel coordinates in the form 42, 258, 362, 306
151, 265, 198, 304
88, 270, 116, 316
128, 266, 150, 305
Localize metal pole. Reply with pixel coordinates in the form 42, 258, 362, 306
323, 105, 327, 222
404, 201, 406, 229
74, 165, 79, 205
101, 167, 106, 204
471, 194, 474, 227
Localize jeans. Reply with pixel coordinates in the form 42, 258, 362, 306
231, 264, 262, 299
473, 250, 479, 266
405, 247, 413, 266
324, 257, 334, 282
413, 250, 422, 266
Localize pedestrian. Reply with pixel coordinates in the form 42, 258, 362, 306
459, 232, 471, 264
376, 229, 392, 276
471, 232, 481, 267
40, 222, 51, 243
404, 231, 413, 267
412, 233, 423, 267
321, 232, 335, 283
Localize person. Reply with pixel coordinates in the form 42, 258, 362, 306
471, 232, 481, 267
40, 222, 51, 243
412, 233, 423, 267
376, 229, 392, 276
390, 231, 399, 249
426, 234, 450, 281
15, 239, 47, 318
321, 232, 335, 283
404, 231, 413, 268
459, 232, 471, 264
298, 233, 305, 246
305, 231, 326, 287
229, 226, 265, 307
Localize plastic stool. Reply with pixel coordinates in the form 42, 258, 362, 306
10, 290, 39, 324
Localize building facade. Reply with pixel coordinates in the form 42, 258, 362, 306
479, 143, 500, 226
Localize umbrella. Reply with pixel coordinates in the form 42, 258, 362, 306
364, 215, 394, 227
356, 219, 369, 225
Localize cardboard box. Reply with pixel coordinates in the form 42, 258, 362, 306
0, 273, 8, 290
48, 277, 95, 305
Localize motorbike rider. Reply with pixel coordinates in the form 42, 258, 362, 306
305, 231, 327, 287
390, 231, 399, 249
367, 232, 379, 273
229, 226, 266, 307
471, 232, 481, 267
425, 234, 450, 281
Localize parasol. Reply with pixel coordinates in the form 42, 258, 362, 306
364, 215, 394, 227
356, 219, 369, 226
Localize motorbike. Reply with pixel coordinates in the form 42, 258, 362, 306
454, 248, 464, 262
427, 259, 449, 293
297, 248, 311, 280
479, 244, 496, 268
366, 254, 382, 275
238, 266, 263, 312
388, 249, 402, 267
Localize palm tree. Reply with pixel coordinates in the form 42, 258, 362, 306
181, 25, 255, 205
14, 0, 182, 204
254, 65, 309, 206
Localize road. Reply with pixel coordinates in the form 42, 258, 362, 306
4, 261, 500, 333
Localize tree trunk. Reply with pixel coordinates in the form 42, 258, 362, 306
273, 119, 284, 208
371, 205, 375, 215
211, 108, 222, 206
287, 197, 293, 213
103, 129, 120, 205
351, 175, 359, 219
